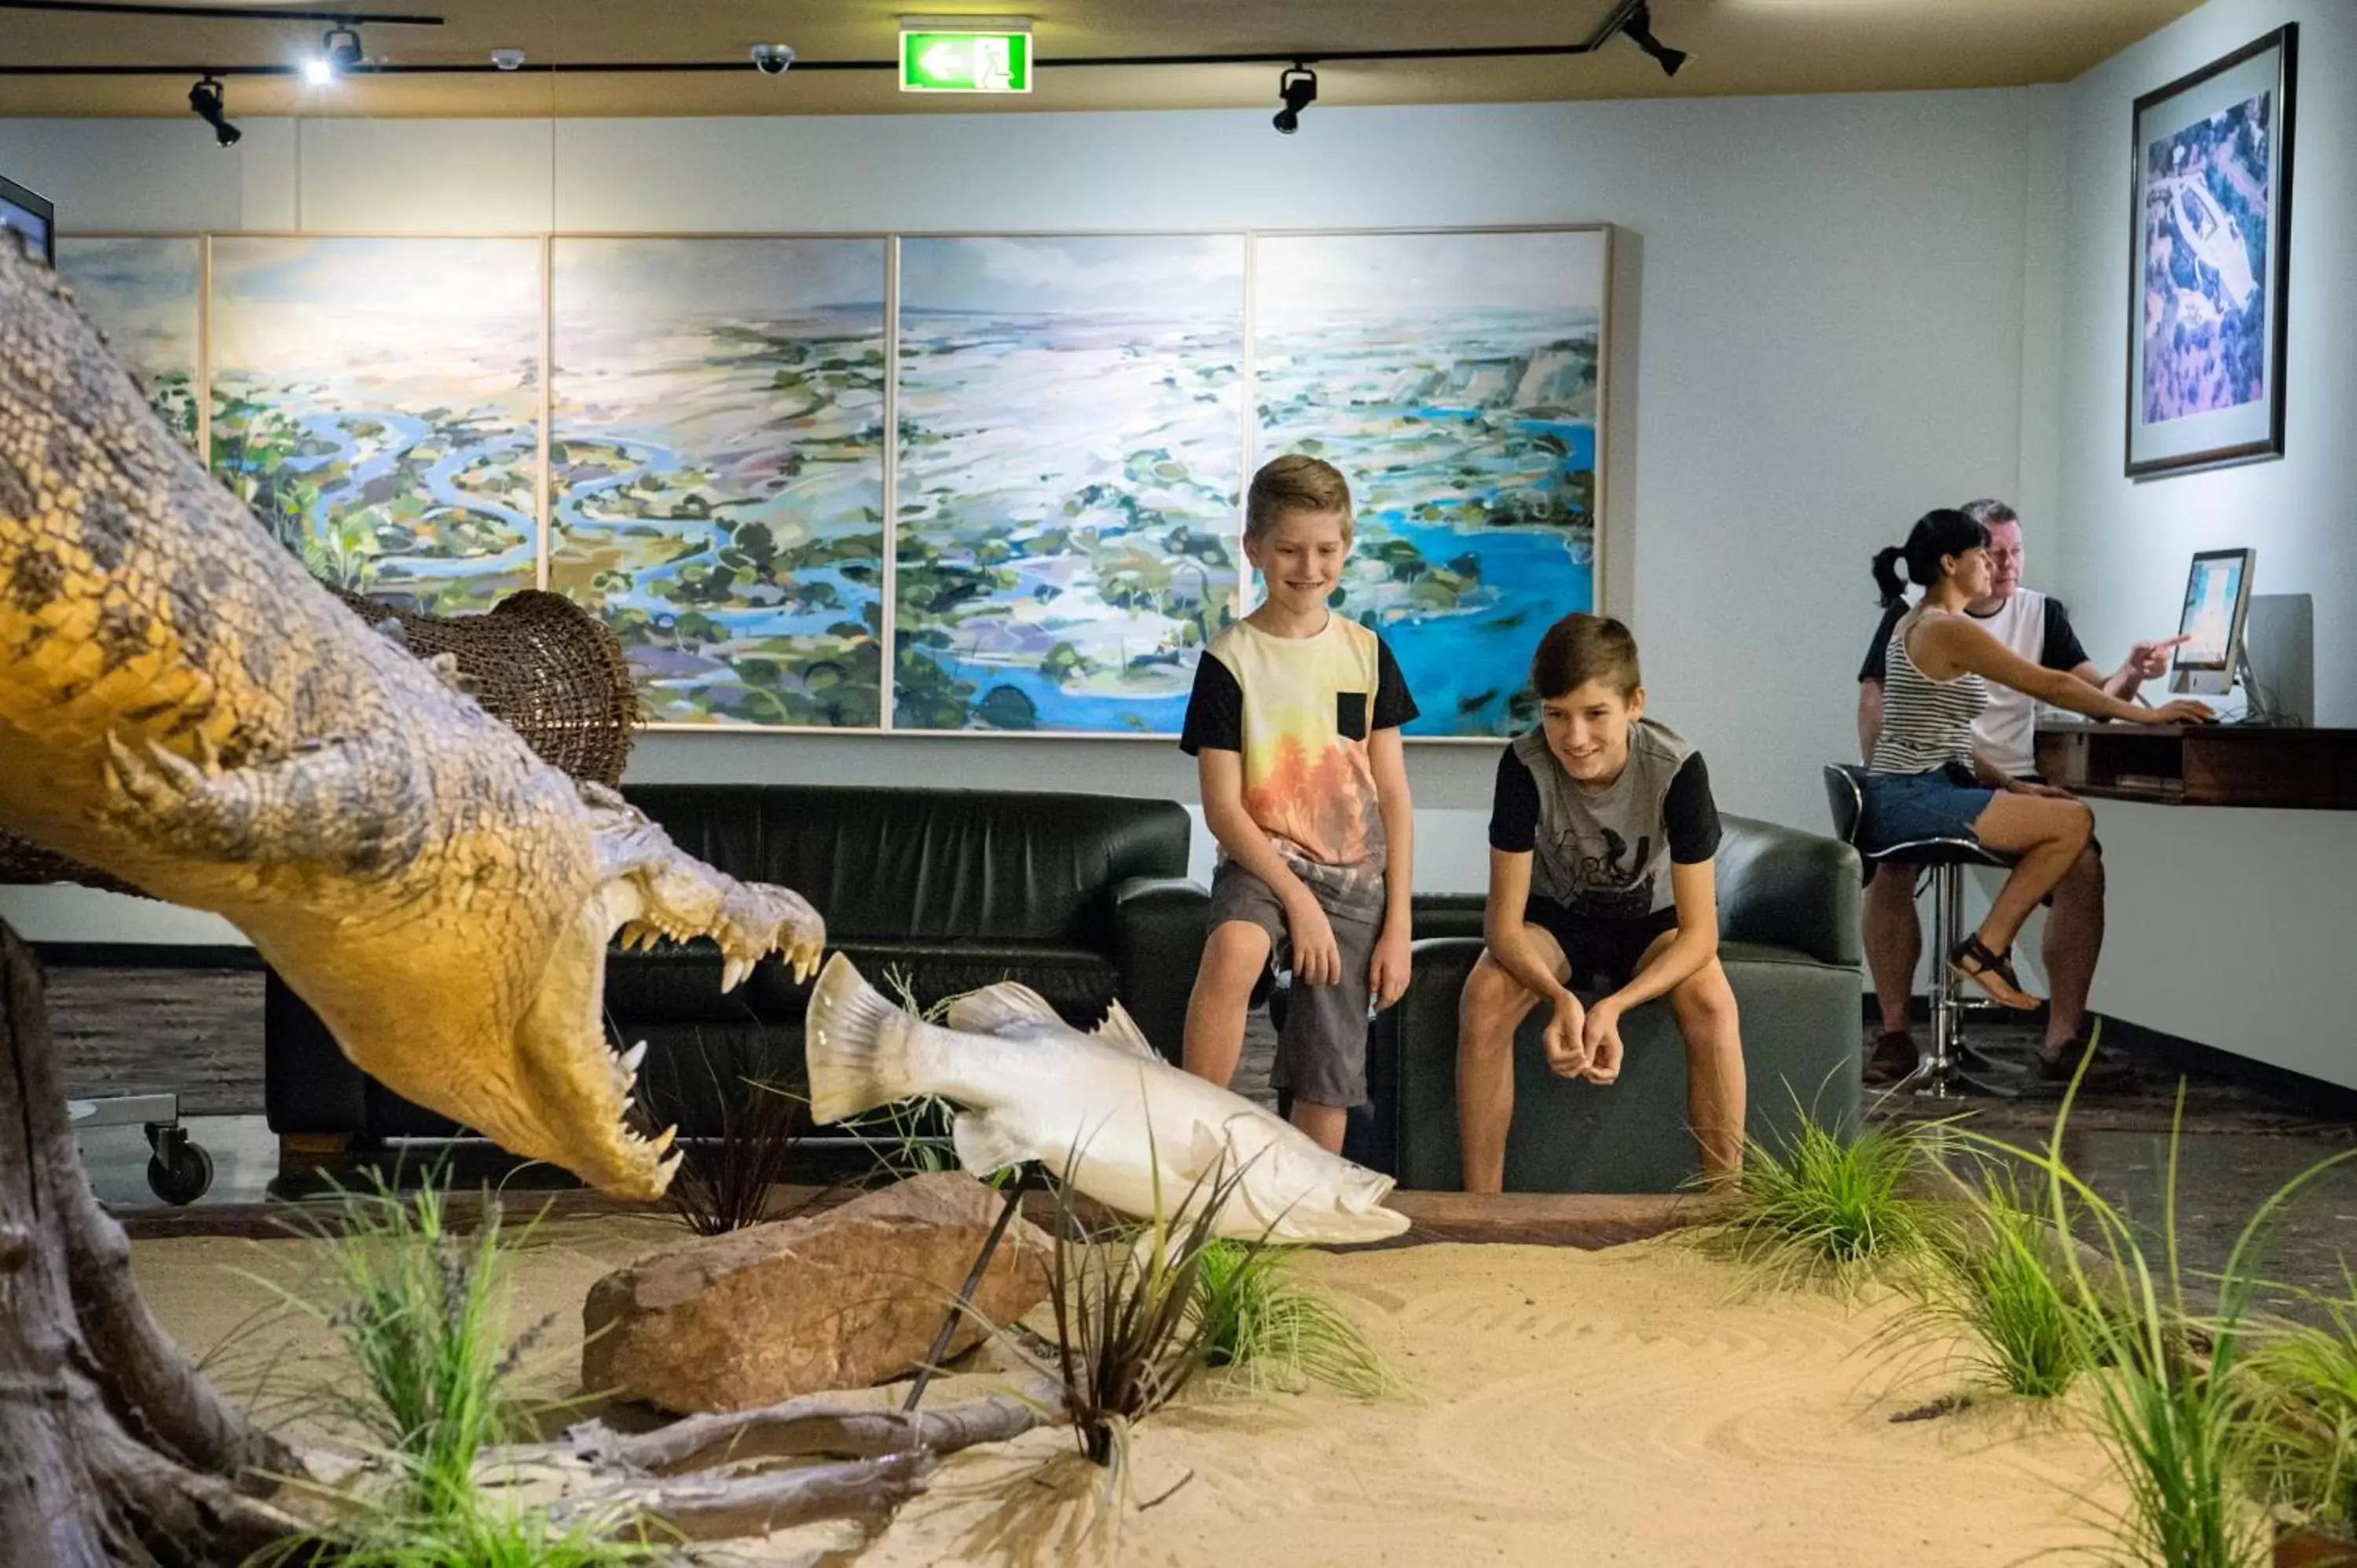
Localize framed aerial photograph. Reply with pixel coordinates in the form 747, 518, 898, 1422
2125, 24, 2297, 478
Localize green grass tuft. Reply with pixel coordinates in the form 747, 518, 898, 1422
1696, 1115, 1938, 1295
1941, 1061, 2357, 1568
1193, 1240, 1405, 1400
1891, 1172, 2093, 1400
2242, 1267, 2357, 1543
251, 1168, 670, 1566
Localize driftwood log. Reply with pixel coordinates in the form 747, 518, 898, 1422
0, 924, 303, 1565
560, 1379, 1061, 1475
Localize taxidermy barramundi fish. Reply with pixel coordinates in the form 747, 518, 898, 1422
806, 954, 1410, 1245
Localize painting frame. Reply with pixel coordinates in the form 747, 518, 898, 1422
2124, 24, 2297, 480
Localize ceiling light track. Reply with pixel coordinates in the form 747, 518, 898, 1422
0, 1, 439, 20
0, 42, 1623, 77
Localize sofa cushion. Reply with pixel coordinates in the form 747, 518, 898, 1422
621, 785, 1189, 948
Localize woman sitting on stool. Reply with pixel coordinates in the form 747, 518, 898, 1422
1864, 509, 2211, 1010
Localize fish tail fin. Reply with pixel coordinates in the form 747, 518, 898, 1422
805, 954, 921, 1124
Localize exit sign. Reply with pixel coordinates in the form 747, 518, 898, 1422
899, 21, 1032, 93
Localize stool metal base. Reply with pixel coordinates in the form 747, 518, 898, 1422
1893, 861, 2022, 1101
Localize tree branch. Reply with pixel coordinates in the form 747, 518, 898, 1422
557, 1380, 1061, 1475
555, 1449, 937, 1542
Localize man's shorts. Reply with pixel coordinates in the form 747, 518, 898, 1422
1208, 862, 1381, 1108
1521, 900, 1680, 992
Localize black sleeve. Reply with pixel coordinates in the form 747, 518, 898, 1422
1664, 753, 1723, 865
1372, 636, 1420, 730
1178, 653, 1242, 755
1857, 603, 1904, 685
1486, 746, 1540, 854
2041, 599, 2091, 672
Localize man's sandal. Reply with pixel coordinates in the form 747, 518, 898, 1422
1863, 1031, 1917, 1086
1948, 933, 2041, 1011
2038, 1026, 2137, 1090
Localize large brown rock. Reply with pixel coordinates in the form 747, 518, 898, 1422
582, 1172, 1052, 1414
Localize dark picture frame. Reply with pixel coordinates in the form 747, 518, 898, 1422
2124, 24, 2297, 479
0, 172, 55, 266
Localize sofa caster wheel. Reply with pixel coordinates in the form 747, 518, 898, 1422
145, 1124, 214, 1205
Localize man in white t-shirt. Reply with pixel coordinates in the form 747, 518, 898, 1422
1855, 499, 2184, 1086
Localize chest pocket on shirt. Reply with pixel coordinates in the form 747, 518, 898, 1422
1336, 691, 1369, 741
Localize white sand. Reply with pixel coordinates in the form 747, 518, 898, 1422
134, 1220, 2118, 1566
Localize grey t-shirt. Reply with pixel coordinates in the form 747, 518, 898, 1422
1488, 719, 1722, 921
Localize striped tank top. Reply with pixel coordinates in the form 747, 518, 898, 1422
1871, 610, 1989, 774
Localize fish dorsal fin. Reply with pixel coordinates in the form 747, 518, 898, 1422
945, 981, 1065, 1039
1093, 1001, 1158, 1061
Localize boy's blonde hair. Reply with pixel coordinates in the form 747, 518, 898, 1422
1244, 454, 1354, 544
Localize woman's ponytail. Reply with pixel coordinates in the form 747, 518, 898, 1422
1871, 546, 1910, 610
1871, 508, 1989, 609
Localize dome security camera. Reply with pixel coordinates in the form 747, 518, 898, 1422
750, 43, 796, 76
490, 47, 526, 71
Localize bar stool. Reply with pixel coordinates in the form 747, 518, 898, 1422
1823, 764, 2021, 1100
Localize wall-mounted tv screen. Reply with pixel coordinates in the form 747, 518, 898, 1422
0, 173, 56, 266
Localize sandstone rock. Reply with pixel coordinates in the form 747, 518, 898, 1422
582, 1172, 1052, 1414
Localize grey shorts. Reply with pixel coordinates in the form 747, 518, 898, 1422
1208, 862, 1380, 1109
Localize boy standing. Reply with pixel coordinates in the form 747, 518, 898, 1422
1178, 455, 1417, 1154
1457, 614, 1744, 1191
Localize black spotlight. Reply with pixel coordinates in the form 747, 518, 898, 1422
1620, 3, 1687, 77
1272, 64, 1317, 135
189, 75, 242, 147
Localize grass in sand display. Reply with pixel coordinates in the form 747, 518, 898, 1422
1694, 1108, 1945, 1295
1890, 1168, 2098, 1402
249, 1171, 669, 1566
1193, 1238, 1405, 1401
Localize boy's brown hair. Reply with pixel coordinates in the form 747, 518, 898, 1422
1244, 454, 1354, 544
1530, 613, 1642, 700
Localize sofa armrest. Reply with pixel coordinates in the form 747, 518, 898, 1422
1111, 875, 1209, 1065
1714, 815, 1862, 969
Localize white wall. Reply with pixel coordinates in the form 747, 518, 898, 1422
0, 92, 2057, 942
2045, 0, 2357, 1087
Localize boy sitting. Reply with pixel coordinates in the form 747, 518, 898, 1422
1457, 614, 1745, 1191
1178, 455, 1417, 1154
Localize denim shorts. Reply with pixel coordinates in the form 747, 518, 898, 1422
1859, 763, 1995, 854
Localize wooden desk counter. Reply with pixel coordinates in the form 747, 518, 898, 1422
2034, 723, 2357, 810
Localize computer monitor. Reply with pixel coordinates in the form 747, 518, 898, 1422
0, 173, 54, 267
2170, 547, 2255, 697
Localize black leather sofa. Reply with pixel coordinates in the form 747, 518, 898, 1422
1325, 815, 1864, 1192
265, 785, 1211, 1142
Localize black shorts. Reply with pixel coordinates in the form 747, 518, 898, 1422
1522, 901, 1679, 991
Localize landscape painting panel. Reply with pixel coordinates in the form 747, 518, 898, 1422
896, 234, 1244, 733
2140, 90, 2273, 423
551, 239, 887, 728
1255, 229, 1604, 738
56, 236, 200, 449
208, 236, 541, 614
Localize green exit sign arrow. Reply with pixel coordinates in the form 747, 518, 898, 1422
899, 17, 1033, 93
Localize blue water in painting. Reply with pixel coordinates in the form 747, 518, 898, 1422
920, 416, 1593, 737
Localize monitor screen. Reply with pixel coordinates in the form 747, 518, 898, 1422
2173, 548, 2254, 678
0, 174, 54, 266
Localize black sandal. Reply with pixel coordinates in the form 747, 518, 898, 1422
1948, 933, 2041, 1011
